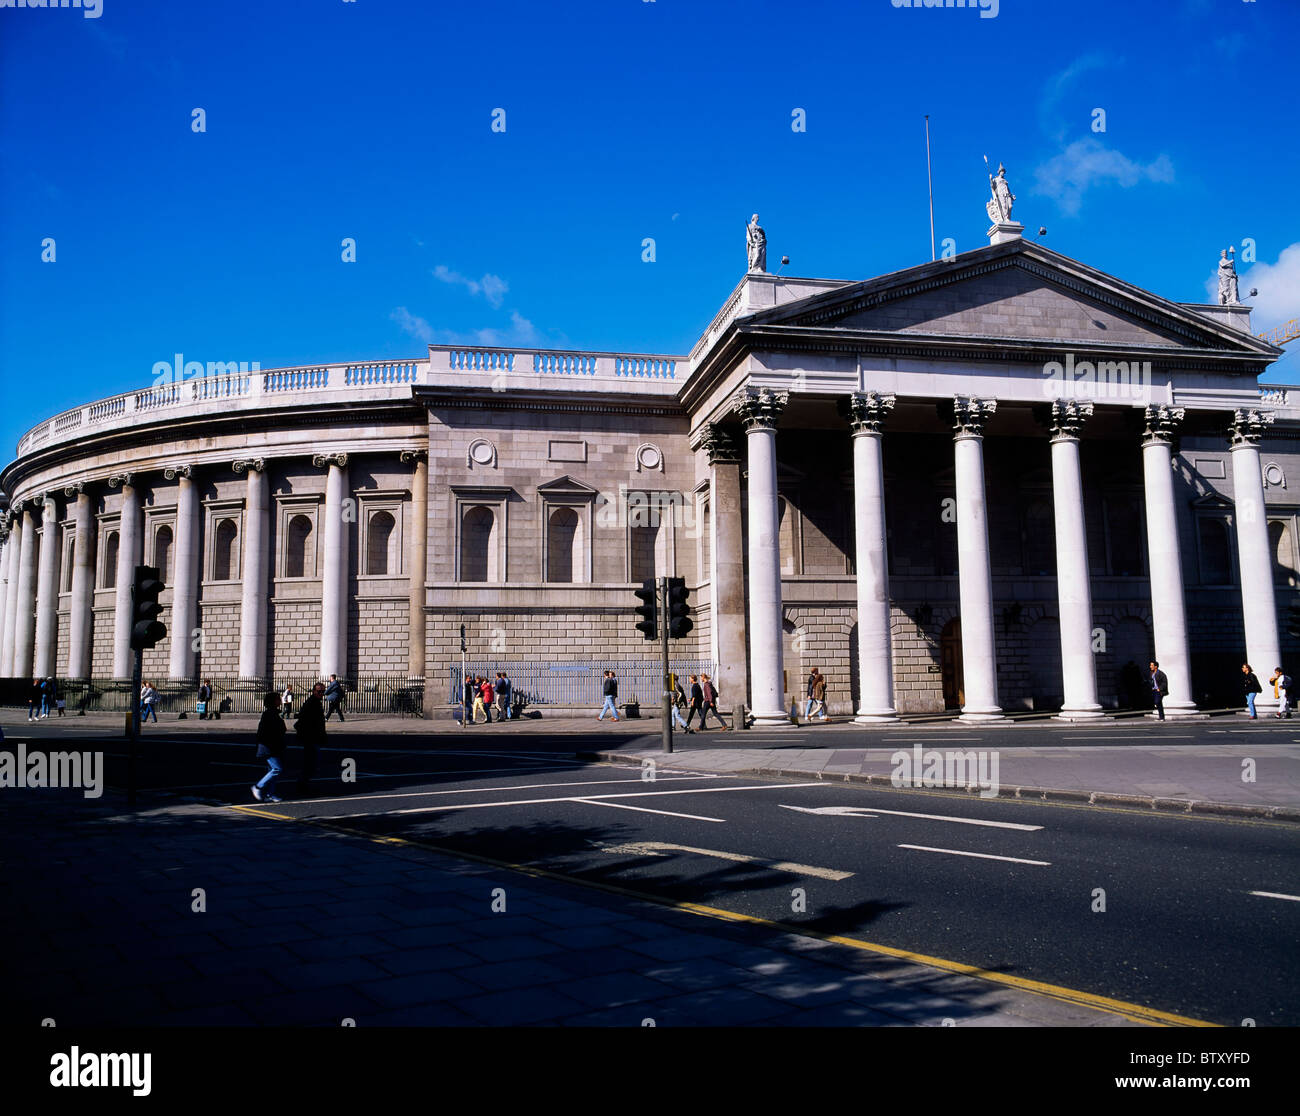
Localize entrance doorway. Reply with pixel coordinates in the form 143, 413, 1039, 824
940, 618, 964, 709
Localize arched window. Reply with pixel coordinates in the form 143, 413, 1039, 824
1270, 520, 1297, 586
1198, 518, 1232, 584
367, 511, 396, 576
630, 522, 662, 582
460, 506, 496, 582
214, 519, 239, 581
103, 531, 119, 589
154, 524, 174, 583
547, 507, 580, 583
286, 515, 313, 579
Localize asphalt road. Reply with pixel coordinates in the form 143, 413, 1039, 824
6, 719, 1299, 1026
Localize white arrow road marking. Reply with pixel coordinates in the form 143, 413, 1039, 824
898, 844, 1051, 866
1248, 890, 1300, 902
595, 841, 853, 881
573, 799, 725, 823
779, 804, 1042, 831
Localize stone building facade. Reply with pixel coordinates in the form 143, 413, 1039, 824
0, 232, 1294, 721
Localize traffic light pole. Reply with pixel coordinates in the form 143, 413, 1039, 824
660, 575, 672, 754
129, 647, 142, 806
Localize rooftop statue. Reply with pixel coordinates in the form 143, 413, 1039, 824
985, 162, 1015, 225
1218, 247, 1241, 306
747, 213, 767, 273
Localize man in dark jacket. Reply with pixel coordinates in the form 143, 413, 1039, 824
294, 682, 327, 794
1149, 660, 1169, 721
324, 674, 346, 722
597, 670, 620, 722
685, 675, 706, 731
1242, 663, 1263, 719
252, 692, 287, 802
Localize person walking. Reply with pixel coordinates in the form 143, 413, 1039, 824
463, 675, 476, 725
671, 676, 692, 733
804, 668, 820, 722
27, 678, 41, 721
684, 674, 705, 730
701, 674, 728, 730
50, 677, 65, 717
478, 675, 495, 723
1149, 660, 1168, 721
280, 682, 295, 720
294, 682, 327, 795
324, 674, 346, 722
251, 692, 287, 803
141, 681, 159, 724
197, 679, 213, 721
597, 670, 620, 722
812, 671, 829, 721
1241, 663, 1263, 720
1270, 666, 1293, 719
39, 676, 52, 719
495, 672, 512, 721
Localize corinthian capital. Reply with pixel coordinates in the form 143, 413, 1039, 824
698, 424, 741, 466
1229, 409, 1275, 447
1142, 404, 1185, 445
845, 391, 896, 436
944, 396, 998, 437
731, 387, 789, 432
1046, 399, 1094, 441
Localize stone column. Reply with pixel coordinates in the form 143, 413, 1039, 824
111, 473, 143, 679
317, 453, 350, 678
1141, 405, 1197, 715
1046, 401, 1104, 720
234, 458, 270, 680
949, 397, 1005, 722
66, 482, 96, 679
401, 451, 428, 679
34, 493, 61, 678
847, 391, 899, 722
699, 425, 749, 707
168, 466, 201, 681
1, 512, 24, 676
1229, 409, 1282, 711
13, 505, 39, 678
0, 526, 9, 673
733, 387, 791, 726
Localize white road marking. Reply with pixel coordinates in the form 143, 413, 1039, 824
280, 774, 727, 808
1062, 735, 1193, 740
323, 781, 826, 818
898, 844, 1051, 866
574, 800, 725, 822
1248, 890, 1300, 902
778, 803, 1042, 831
595, 841, 853, 880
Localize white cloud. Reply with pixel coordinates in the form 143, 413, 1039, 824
390, 306, 434, 344
1038, 53, 1115, 142
1204, 242, 1300, 329
433, 265, 509, 309
1032, 137, 1174, 216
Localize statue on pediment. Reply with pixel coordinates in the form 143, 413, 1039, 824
747, 214, 767, 273
985, 162, 1015, 225
1218, 247, 1241, 305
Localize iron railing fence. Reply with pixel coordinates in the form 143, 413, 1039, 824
450, 660, 716, 711
0, 675, 425, 717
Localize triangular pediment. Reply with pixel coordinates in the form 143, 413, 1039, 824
743, 242, 1275, 356
537, 475, 599, 496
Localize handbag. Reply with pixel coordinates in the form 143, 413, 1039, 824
196, 701, 207, 714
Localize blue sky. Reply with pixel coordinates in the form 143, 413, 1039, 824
2, 0, 1297, 459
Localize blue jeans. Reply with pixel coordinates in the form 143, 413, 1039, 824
1246, 691, 1257, 717
256, 756, 282, 794
672, 705, 688, 729
143, 703, 158, 723
598, 696, 618, 719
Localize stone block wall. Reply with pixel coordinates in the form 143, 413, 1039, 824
270, 600, 321, 675
197, 603, 240, 675
353, 598, 410, 673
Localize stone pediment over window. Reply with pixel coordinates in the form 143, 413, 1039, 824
1191, 492, 1234, 510
537, 475, 599, 501
739, 241, 1279, 357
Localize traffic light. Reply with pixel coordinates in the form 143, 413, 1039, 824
130, 564, 166, 650
666, 577, 693, 639
460, 624, 467, 652
634, 579, 658, 640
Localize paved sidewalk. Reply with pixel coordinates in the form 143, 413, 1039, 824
0, 787, 1166, 1028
